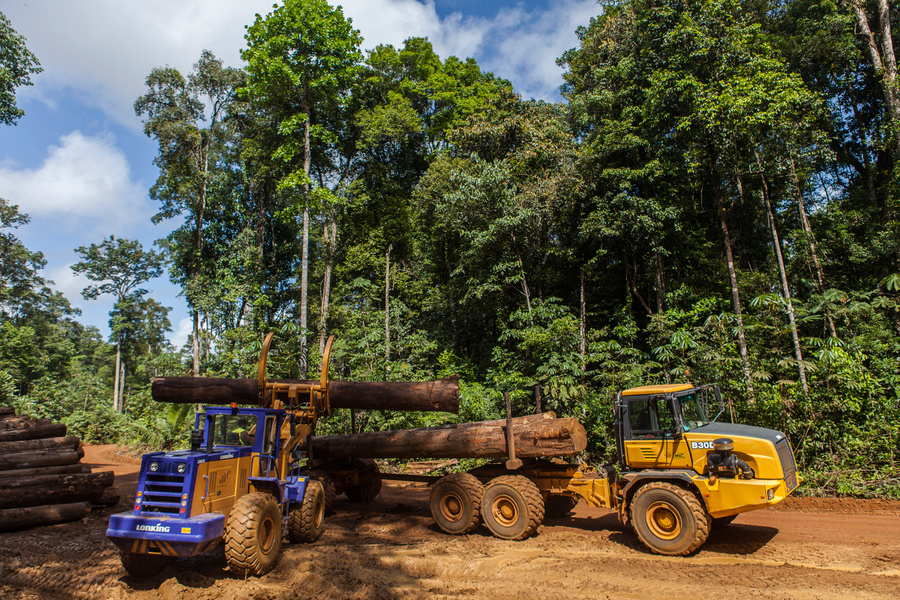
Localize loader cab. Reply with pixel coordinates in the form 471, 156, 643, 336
614, 384, 724, 471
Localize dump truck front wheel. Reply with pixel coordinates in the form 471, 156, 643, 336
630, 481, 710, 556
481, 475, 545, 540
289, 480, 325, 543
225, 492, 283, 577
431, 472, 484, 534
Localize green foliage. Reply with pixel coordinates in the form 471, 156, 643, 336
0, 11, 42, 127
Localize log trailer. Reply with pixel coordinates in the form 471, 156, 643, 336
106, 334, 342, 577
425, 383, 799, 555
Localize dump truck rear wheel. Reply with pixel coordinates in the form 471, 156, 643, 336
481, 475, 545, 540
289, 480, 325, 543
630, 481, 710, 556
430, 473, 484, 534
544, 495, 578, 518
225, 492, 283, 577
346, 460, 382, 503
119, 552, 174, 577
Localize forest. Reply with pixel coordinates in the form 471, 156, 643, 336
0, 0, 898, 498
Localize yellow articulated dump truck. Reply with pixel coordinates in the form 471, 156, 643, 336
429, 383, 799, 555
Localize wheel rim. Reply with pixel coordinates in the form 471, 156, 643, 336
646, 500, 682, 540
439, 491, 465, 523
314, 499, 324, 529
259, 514, 277, 553
491, 494, 519, 527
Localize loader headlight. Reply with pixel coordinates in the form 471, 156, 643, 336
177, 463, 187, 474
149, 462, 159, 472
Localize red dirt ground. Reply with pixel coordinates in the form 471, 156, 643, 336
0, 444, 897, 599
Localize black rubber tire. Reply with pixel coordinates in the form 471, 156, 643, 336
303, 469, 337, 515
225, 492, 283, 577
630, 481, 711, 556
481, 475, 545, 541
288, 480, 325, 543
345, 460, 382, 503
712, 514, 739, 528
430, 473, 484, 534
544, 495, 579, 518
120, 552, 174, 577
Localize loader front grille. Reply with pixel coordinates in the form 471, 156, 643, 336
776, 438, 798, 491
139, 473, 186, 515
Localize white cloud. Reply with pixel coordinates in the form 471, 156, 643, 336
172, 317, 194, 351
0, 131, 147, 233
45, 264, 95, 304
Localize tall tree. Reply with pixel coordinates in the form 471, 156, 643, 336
0, 11, 42, 127
135, 50, 245, 377
243, 0, 363, 377
72, 236, 166, 411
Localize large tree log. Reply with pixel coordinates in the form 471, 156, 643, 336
0, 502, 89, 532
151, 375, 460, 413
0, 464, 89, 480
310, 416, 587, 460
0, 423, 67, 442
0, 471, 114, 509
0, 407, 14, 416
0, 436, 81, 454
0, 449, 81, 471
0, 417, 53, 431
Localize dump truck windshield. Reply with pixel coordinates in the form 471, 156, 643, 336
679, 393, 709, 432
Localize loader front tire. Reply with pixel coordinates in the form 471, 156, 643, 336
289, 480, 325, 543
630, 481, 710, 556
225, 492, 282, 577
481, 475, 544, 540
430, 472, 484, 534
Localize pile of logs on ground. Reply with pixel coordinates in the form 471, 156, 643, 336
0, 406, 119, 532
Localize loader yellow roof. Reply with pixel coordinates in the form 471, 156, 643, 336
621, 383, 694, 396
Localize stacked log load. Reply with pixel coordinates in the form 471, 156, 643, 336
0, 406, 119, 532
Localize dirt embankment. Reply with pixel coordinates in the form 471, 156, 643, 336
0, 445, 897, 600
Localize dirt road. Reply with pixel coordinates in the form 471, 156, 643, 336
0, 446, 898, 600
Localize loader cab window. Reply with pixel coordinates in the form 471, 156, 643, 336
209, 414, 259, 447
628, 395, 676, 439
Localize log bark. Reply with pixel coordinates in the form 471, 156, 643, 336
151, 375, 460, 413
0, 417, 53, 431
0, 464, 89, 480
0, 407, 14, 416
0, 449, 81, 471
0, 436, 81, 455
0, 502, 89, 532
0, 423, 67, 442
97, 485, 121, 506
0, 471, 114, 509
310, 416, 587, 460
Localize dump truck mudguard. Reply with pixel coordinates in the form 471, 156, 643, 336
621, 470, 697, 500
106, 511, 225, 557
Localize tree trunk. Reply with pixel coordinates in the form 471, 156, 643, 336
192, 310, 200, 377
755, 151, 808, 394
151, 376, 461, 413
113, 338, 121, 412
0, 423, 66, 442
299, 115, 312, 380
580, 268, 587, 387
0, 436, 80, 455
0, 502, 89, 532
853, 0, 900, 156
713, 159, 755, 402
0, 471, 113, 508
0, 464, 89, 480
0, 449, 82, 471
310, 415, 587, 460
318, 218, 336, 356
385, 244, 393, 364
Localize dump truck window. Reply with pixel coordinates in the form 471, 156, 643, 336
629, 396, 676, 438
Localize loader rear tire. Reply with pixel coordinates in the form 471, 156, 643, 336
630, 481, 710, 556
289, 480, 325, 543
304, 469, 337, 515
481, 475, 544, 540
225, 492, 282, 577
430, 473, 484, 534
120, 552, 174, 577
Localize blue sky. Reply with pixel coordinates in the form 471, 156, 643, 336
0, 0, 601, 349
